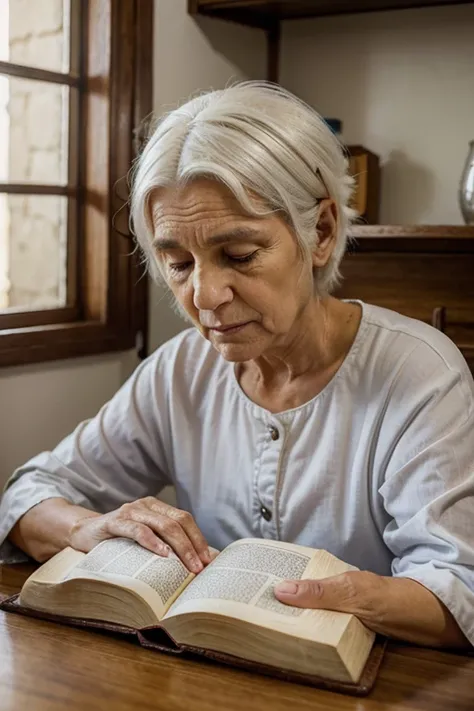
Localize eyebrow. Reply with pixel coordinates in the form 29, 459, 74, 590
152, 226, 263, 251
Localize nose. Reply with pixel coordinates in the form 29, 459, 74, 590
192, 264, 233, 311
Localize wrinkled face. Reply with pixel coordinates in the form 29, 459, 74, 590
151, 179, 319, 362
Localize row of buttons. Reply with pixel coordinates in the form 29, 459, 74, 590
259, 425, 280, 521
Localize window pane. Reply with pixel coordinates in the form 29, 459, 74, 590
0, 194, 68, 310
0, 75, 70, 184
0, 0, 70, 73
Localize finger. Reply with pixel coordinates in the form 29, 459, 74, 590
128, 509, 204, 573
274, 572, 370, 613
106, 518, 171, 557
142, 498, 211, 565
274, 579, 327, 608
160, 506, 211, 565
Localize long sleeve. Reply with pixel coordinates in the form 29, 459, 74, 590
0, 352, 172, 563
378, 344, 474, 645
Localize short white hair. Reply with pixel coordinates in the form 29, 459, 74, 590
131, 81, 355, 293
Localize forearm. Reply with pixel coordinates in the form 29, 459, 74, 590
368, 576, 469, 648
8, 498, 100, 563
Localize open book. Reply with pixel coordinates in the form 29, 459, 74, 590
10, 537, 381, 692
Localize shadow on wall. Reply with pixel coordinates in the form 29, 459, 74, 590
280, 16, 372, 144
380, 150, 436, 224
193, 16, 267, 81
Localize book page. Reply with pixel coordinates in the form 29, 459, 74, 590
65, 538, 195, 618
164, 538, 312, 620
163, 538, 360, 645
20, 547, 86, 588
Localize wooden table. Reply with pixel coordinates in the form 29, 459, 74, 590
1, 564, 474, 711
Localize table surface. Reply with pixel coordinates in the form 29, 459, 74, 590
1, 564, 474, 711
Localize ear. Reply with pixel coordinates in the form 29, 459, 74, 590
311, 199, 338, 269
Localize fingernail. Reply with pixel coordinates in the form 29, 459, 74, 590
202, 548, 211, 564
276, 581, 298, 595
187, 554, 203, 573
158, 545, 170, 557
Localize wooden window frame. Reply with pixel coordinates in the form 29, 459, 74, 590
0, 0, 152, 367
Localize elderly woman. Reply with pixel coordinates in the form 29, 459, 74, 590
1, 82, 473, 650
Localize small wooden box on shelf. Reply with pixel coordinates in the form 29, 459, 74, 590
347, 146, 380, 224
188, 0, 474, 371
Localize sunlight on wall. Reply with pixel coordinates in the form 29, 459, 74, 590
0, 2, 10, 309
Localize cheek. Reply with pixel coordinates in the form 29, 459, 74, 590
246, 267, 310, 313
244, 285, 300, 333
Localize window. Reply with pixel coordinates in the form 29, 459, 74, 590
0, 0, 152, 366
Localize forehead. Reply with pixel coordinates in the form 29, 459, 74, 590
150, 179, 251, 235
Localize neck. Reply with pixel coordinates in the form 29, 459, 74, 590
243, 298, 361, 390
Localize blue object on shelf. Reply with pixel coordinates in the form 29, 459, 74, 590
324, 118, 343, 136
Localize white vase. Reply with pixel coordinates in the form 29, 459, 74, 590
459, 140, 474, 225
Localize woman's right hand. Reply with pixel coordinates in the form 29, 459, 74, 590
67, 497, 211, 573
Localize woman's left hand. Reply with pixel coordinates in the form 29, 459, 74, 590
274, 571, 469, 649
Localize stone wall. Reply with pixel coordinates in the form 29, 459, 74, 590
6, 0, 68, 309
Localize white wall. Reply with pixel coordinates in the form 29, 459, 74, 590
0, 351, 138, 487
280, 4, 474, 225
0, 0, 265, 489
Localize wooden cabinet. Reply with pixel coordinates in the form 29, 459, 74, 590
338, 230, 474, 370
189, 0, 474, 370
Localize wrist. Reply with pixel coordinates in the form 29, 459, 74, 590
66, 509, 101, 551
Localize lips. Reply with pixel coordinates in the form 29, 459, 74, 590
208, 322, 250, 333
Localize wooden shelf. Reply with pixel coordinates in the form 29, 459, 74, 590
349, 225, 474, 252
190, 0, 472, 28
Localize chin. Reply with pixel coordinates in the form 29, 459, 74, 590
210, 338, 267, 363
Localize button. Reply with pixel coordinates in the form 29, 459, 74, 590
268, 426, 279, 441
260, 505, 272, 521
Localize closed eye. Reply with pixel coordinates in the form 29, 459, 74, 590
169, 251, 258, 274
227, 251, 258, 265
169, 261, 192, 274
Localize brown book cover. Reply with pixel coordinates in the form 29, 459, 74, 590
0, 592, 386, 696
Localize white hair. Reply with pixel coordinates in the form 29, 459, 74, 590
130, 81, 356, 293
